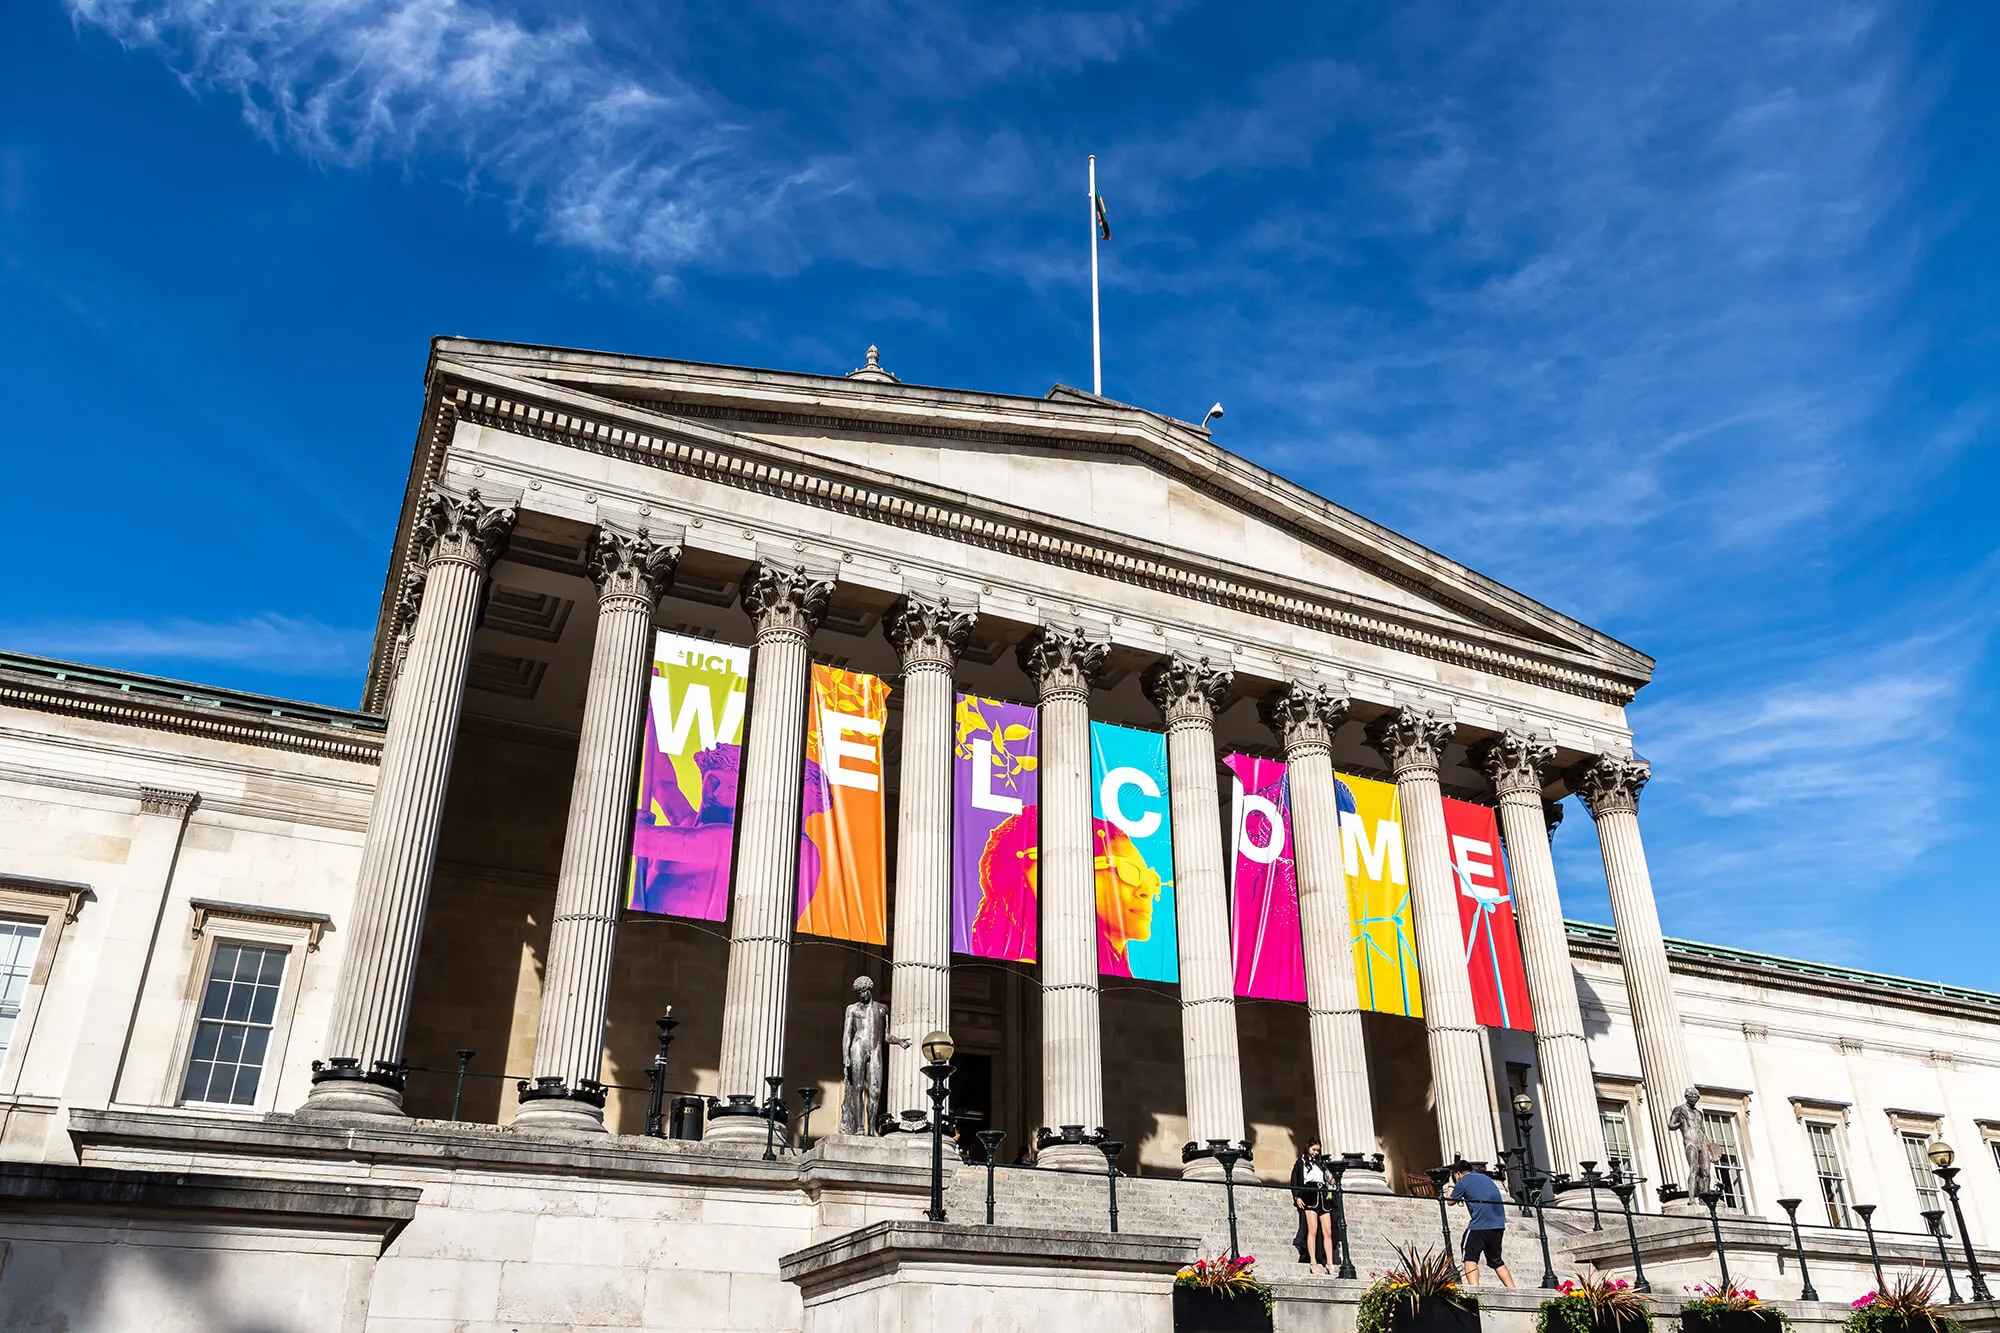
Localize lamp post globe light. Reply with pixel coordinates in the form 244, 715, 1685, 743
1928, 1142, 1993, 1301
1510, 1094, 1539, 1210
921, 1030, 955, 1223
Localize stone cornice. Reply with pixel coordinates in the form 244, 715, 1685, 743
391, 365, 1649, 713
440, 339, 1651, 673
0, 652, 384, 765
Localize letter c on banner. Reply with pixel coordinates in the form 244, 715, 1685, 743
1237, 792, 1286, 865
1101, 766, 1162, 839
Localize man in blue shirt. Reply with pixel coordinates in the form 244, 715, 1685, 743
1446, 1162, 1516, 1287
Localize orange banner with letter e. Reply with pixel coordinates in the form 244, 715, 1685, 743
796, 663, 890, 944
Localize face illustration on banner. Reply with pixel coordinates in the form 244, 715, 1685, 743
1089, 721, 1177, 982
797, 665, 890, 945
629, 633, 749, 921
952, 695, 1040, 962
1227, 754, 1304, 1002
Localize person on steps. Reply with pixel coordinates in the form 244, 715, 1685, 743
1445, 1160, 1516, 1287
1290, 1138, 1336, 1275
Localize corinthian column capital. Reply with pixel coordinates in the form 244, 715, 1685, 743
1259, 683, 1350, 758
1575, 754, 1650, 818
415, 486, 516, 572
884, 595, 976, 672
588, 528, 680, 609
1366, 707, 1456, 777
1141, 654, 1233, 728
1474, 730, 1558, 799
740, 563, 834, 639
1544, 800, 1565, 841
1016, 627, 1108, 703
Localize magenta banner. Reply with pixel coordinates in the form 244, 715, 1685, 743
952, 693, 1040, 961
1226, 753, 1306, 1002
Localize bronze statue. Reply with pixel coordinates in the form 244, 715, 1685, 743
839, 976, 907, 1135
1665, 1086, 1715, 1197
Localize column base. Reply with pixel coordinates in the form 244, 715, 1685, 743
512, 1097, 608, 1134
701, 1095, 786, 1145
300, 1060, 407, 1117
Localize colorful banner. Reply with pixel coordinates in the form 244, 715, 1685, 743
1444, 797, 1534, 1031
629, 632, 749, 921
1338, 772, 1421, 1018
952, 694, 1040, 962
796, 664, 891, 944
1089, 721, 1177, 983
1226, 754, 1305, 1001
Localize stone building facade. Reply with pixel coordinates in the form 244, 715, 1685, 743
0, 339, 1996, 1331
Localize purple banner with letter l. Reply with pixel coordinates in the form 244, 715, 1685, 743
952, 693, 1040, 961
1225, 753, 1306, 1002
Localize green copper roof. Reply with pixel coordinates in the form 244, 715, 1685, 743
1565, 919, 1999, 1009
0, 650, 385, 733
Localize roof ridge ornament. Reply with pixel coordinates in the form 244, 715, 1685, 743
846, 345, 900, 384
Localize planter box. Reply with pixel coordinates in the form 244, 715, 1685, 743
1389, 1299, 1482, 1333
1679, 1310, 1784, 1333
1173, 1285, 1275, 1333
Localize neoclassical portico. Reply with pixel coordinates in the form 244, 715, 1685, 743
310, 342, 1691, 1188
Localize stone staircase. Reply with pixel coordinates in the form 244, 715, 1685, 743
942, 1163, 1591, 1279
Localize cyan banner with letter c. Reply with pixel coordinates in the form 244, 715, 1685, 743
1088, 720, 1177, 983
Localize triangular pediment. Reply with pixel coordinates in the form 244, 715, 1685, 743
424, 340, 1654, 692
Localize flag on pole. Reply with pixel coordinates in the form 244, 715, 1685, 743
1094, 191, 1111, 241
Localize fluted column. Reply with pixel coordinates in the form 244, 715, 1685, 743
884, 595, 976, 1120
1018, 627, 1108, 1171
1577, 754, 1691, 1186
1261, 684, 1378, 1166
515, 528, 679, 1132
1366, 707, 1492, 1165
1143, 655, 1243, 1179
706, 564, 832, 1143
1476, 732, 1605, 1177
306, 486, 515, 1115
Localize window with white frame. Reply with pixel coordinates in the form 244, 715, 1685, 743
0, 917, 45, 1071
1599, 1100, 1637, 1180
1703, 1110, 1749, 1210
1903, 1133, 1943, 1215
1990, 1138, 2000, 1176
1805, 1121, 1852, 1227
180, 942, 288, 1107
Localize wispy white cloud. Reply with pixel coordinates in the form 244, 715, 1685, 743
9, 615, 372, 677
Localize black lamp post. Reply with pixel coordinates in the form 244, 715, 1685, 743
1854, 1204, 1885, 1293
1511, 1094, 1540, 1210
1774, 1198, 1818, 1302
762, 1075, 786, 1161
450, 1048, 476, 1123
1100, 1140, 1124, 1233
1928, 1143, 1992, 1301
1609, 1177, 1651, 1293
1923, 1210, 1962, 1303
1528, 1169, 1559, 1289
1330, 1153, 1365, 1279
1215, 1144, 1247, 1261
921, 1029, 955, 1223
1698, 1189, 1730, 1289
644, 1009, 677, 1137
978, 1130, 1005, 1225
1426, 1165, 1456, 1256
796, 1085, 822, 1149
1577, 1161, 1605, 1230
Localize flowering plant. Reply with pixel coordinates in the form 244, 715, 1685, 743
1357, 1245, 1479, 1333
1539, 1272, 1654, 1333
1175, 1252, 1274, 1314
1845, 1272, 1959, 1333
1680, 1281, 1790, 1331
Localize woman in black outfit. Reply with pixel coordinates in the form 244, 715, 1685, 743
1289, 1138, 1334, 1275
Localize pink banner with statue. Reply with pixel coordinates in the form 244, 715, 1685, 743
951, 693, 1040, 961
1225, 753, 1305, 1001
628, 631, 748, 921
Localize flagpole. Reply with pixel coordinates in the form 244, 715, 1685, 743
1089, 154, 1102, 396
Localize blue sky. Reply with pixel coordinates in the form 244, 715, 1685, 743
4, 2, 1995, 987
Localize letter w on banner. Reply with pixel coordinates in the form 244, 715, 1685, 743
629, 631, 748, 922
796, 664, 890, 945
1225, 753, 1304, 1001
1442, 797, 1534, 1030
